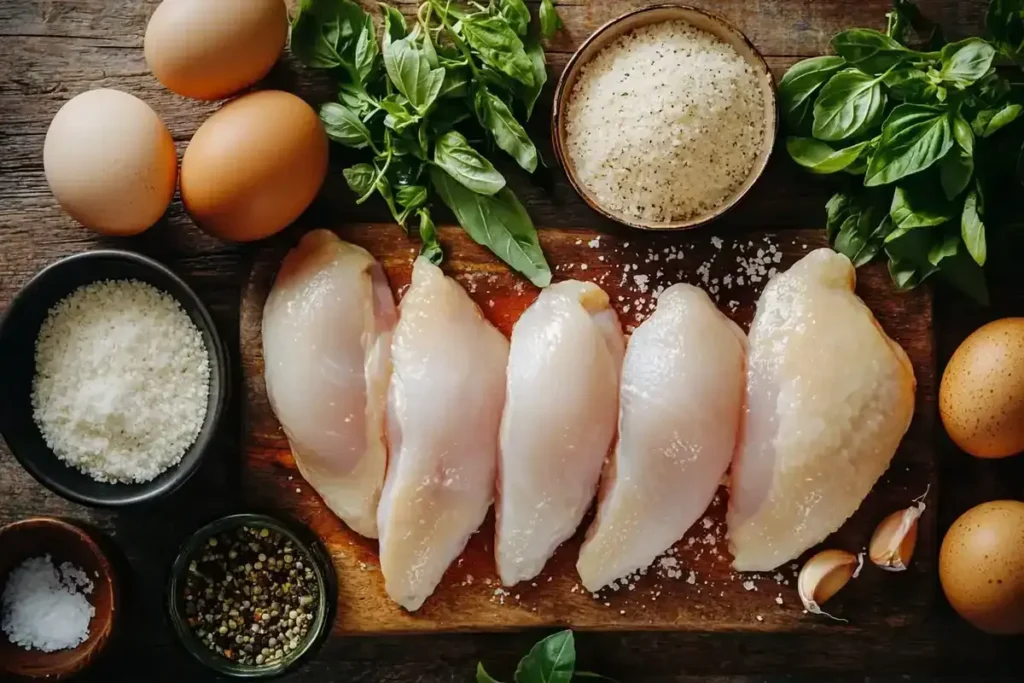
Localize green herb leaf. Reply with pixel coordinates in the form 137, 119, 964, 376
320, 102, 375, 149
433, 130, 506, 195
827, 188, 894, 267
939, 38, 996, 86
939, 148, 974, 199
417, 209, 443, 265
380, 3, 407, 49
430, 166, 551, 287
928, 232, 960, 267
883, 67, 937, 101
786, 137, 875, 174
831, 28, 918, 74
343, 163, 376, 196
812, 69, 887, 141
540, 0, 563, 41
498, 0, 531, 38
939, 247, 990, 304
889, 184, 956, 229
887, 0, 945, 49
986, 0, 1024, 63
291, 0, 376, 83
513, 630, 575, 683
519, 40, 549, 120
972, 103, 1023, 137
865, 104, 954, 186
462, 13, 536, 86
439, 64, 473, 99
475, 87, 539, 172
375, 172, 403, 223
379, 95, 420, 133
961, 188, 987, 266
778, 56, 846, 131
884, 227, 940, 289
952, 113, 975, 154
396, 184, 428, 211
384, 37, 446, 113
476, 662, 504, 683
353, 12, 379, 83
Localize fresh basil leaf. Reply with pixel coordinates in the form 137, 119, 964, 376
477, 663, 505, 683
831, 28, 918, 74
353, 12, 379, 83
338, 83, 377, 116
439, 64, 473, 99
952, 113, 975, 154
513, 630, 575, 683
430, 101, 473, 135
519, 40, 549, 120
865, 104, 954, 186
417, 209, 443, 265
986, 0, 1024, 63
812, 69, 887, 141
939, 148, 974, 200
379, 95, 420, 133
433, 130, 506, 195
540, 0, 563, 41
462, 13, 536, 87
786, 137, 874, 174
972, 103, 1023, 137
375, 173, 403, 223
291, 0, 375, 82
320, 102, 375, 149
396, 184, 428, 210
928, 232, 960, 267
343, 163, 376, 196
835, 214, 894, 267
498, 0, 531, 38
825, 190, 856, 241
883, 67, 936, 101
889, 184, 956, 229
939, 38, 996, 86
962, 188, 987, 266
475, 87, 539, 173
939, 247, 990, 304
887, 0, 945, 49
430, 166, 551, 287
380, 3, 407, 49
778, 56, 846, 131
384, 37, 446, 113
884, 228, 940, 289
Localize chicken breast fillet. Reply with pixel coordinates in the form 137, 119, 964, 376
728, 248, 916, 572
496, 281, 625, 587
577, 284, 747, 593
263, 230, 397, 539
378, 257, 509, 612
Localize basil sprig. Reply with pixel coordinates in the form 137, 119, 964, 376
290, 0, 561, 283
779, 0, 1024, 303
477, 630, 617, 683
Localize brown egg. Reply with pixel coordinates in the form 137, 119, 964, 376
940, 318, 1024, 459
43, 89, 177, 236
939, 500, 1024, 635
145, 0, 288, 101
180, 91, 328, 242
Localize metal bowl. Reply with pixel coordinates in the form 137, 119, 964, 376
551, 4, 778, 231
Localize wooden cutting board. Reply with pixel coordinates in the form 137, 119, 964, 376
240, 224, 936, 635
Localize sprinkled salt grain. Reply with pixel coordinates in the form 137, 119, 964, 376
31, 279, 210, 484
2, 556, 95, 652
564, 20, 765, 223
742, 580, 756, 591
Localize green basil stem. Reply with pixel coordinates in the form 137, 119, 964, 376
429, 0, 482, 77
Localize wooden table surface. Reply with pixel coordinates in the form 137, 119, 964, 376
1, 0, 1022, 681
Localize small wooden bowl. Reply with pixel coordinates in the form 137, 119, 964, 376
0, 518, 118, 680
551, 4, 778, 231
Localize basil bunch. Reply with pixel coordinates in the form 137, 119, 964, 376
779, 0, 1024, 303
477, 630, 616, 683
291, 0, 563, 287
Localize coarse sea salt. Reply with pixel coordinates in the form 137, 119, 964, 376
1, 556, 95, 652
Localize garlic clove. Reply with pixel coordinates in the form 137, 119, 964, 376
869, 505, 922, 571
798, 549, 859, 619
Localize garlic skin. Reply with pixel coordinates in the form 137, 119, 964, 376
869, 505, 923, 571
798, 549, 859, 619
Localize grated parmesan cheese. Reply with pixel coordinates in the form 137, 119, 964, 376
565, 20, 766, 223
31, 279, 210, 484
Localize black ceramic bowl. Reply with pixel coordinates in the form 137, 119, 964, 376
167, 513, 337, 679
0, 250, 229, 507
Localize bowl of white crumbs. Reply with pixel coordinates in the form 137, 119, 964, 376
0, 250, 229, 507
552, 4, 777, 230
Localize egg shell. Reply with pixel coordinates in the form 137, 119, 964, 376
939, 500, 1024, 635
43, 89, 177, 236
940, 318, 1024, 459
180, 90, 328, 243
145, 0, 288, 101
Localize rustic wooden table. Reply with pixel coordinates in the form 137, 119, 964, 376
1, 0, 1022, 681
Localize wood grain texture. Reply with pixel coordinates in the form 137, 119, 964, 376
240, 224, 937, 634
0, 0, 1021, 680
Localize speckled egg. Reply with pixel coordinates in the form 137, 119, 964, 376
940, 318, 1024, 459
939, 500, 1024, 635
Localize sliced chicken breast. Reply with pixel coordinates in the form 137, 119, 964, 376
728, 248, 916, 572
263, 230, 396, 539
378, 257, 509, 612
577, 284, 746, 593
496, 281, 625, 586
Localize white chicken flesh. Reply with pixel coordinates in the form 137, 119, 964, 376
378, 257, 509, 612
496, 281, 625, 586
728, 248, 916, 572
262, 229, 397, 539
576, 284, 747, 593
